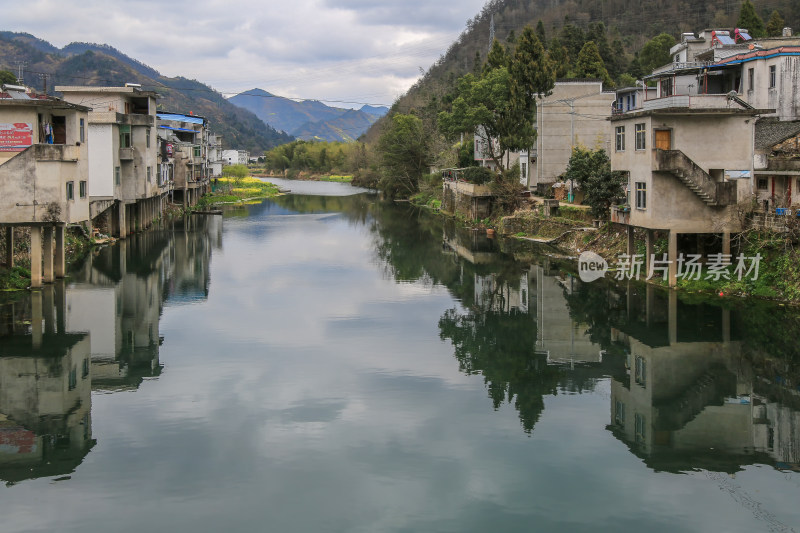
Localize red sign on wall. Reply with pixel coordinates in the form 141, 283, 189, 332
0, 123, 33, 152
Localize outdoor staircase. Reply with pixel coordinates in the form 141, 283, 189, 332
654, 149, 737, 207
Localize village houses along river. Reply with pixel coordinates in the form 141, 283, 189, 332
0, 180, 798, 532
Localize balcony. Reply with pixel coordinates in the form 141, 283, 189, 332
642, 93, 736, 111
119, 147, 135, 160
34, 144, 80, 162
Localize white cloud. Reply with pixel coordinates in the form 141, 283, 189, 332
4, 0, 488, 107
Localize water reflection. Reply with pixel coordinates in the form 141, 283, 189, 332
0, 216, 216, 482
377, 204, 799, 473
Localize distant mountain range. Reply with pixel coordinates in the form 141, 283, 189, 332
0, 32, 293, 153
228, 88, 388, 142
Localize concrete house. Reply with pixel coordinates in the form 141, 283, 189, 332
157, 112, 209, 207
0, 85, 90, 287
522, 80, 616, 193
57, 85, 164, 238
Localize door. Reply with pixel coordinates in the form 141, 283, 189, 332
655, 130, 671, 150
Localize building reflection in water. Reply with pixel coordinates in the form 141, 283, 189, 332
438, 224, 798, 472
0, 215, 215, 482
608, 287, 800, 473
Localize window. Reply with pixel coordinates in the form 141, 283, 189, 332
635, 355, 647, 386
757, 177, 768, 191
660, 78, 672, 97
635, 123, 646, 150
79, 118, 85, 143
615, 400, 626, 426
66, 181, 74, 200
769, 65, 777, 88
82, 358, 90, 379
634, 413, 646, 443
146, 127, 151, 148
147, 166, 152, 183
68, 366, 77, 391
119, 124, 131, 148
748, 68, 754, 91
674, 54, 679, 63
193, 145, 201, 158
635, 182, 647, 210
115, 166, 121, 186
615, 126, 625, 152
79, 180, 87, 198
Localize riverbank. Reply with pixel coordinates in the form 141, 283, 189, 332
199, 176, 283, 207
253, 171, 353, 183
410, 191, 800, 304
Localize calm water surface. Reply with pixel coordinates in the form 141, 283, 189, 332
0, 181, 799, 532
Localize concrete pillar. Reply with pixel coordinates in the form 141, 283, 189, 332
54, 225, 65, 278
55, 280, 65, 334
42, 226, 54, 284
43, 285, 55, 335
646, 284, 655, 327
118, 203, 127, 239
722, 231, 731, 256
627, 226, 635, 257
668, 290, 678, 345
4, 227, 12, 267
30, 226, 42, 288
31, 289, 43, 349
668, 231, 678, 288
626, 280, 633, 320
645, 229, 654, 273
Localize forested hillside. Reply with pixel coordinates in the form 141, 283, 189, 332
366, 0, 798, 142
0, 32, 293, 152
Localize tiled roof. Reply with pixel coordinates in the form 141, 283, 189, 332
755, 118, 800, 150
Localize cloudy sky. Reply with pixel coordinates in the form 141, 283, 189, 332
5, 0, 489, 108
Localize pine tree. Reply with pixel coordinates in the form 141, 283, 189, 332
485, 39, 509, 73
737, 0, 766, 38
547, 38, 570, 79
536, 20, 547, 48
765, 10, 785, 37
574, 41, 613, 87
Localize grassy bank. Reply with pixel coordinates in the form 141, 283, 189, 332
201, 176, 283, 207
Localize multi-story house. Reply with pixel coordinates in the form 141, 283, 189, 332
0, 84, 90, 287
156, 112, 209, 207
57, 85, 164, 238
607, 29, 800, 285
522, 80, 616, 192
207, 133, 224, 179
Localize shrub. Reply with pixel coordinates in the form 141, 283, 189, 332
462, 166, 493, 184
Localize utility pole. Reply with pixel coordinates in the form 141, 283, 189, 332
39, 73, 48, 95
489, 13, 495, 50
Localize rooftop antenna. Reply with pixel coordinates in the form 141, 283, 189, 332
14, 61, 27, 85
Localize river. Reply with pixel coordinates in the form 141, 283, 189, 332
0, 180, 798, 532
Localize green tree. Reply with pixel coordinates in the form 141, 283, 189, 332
0, 70, 17, 85
536, 20, 547, 48
560, 19, 585, 64
547, 37, 570, 78
377, 114, 431, 198
738, 0, 765, 37
574, 41, 613, 87
439, 27, 554, 171
765, 10, 785, 37
485, 39, 509, 73
563, 147, 625, 218
639, 33, 676, 74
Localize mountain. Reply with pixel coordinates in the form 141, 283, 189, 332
292, 108, 381, 142
229, 88, 347, 134
0, 32, 293, 153
229, 88, 387, 142
365, 0, 800, 141
359, 105, 389, 117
